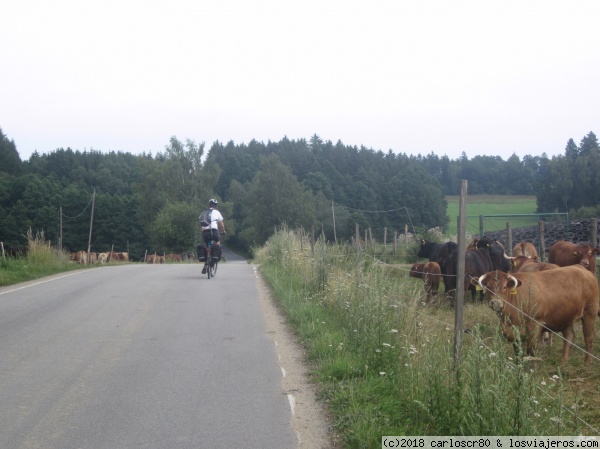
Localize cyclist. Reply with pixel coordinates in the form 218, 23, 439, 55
200, 199, 226, 274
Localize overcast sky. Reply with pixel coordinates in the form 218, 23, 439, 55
1, 0, 598, 162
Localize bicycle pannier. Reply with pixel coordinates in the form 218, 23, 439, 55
197, 243, 207, 262
212, 244, 221, 262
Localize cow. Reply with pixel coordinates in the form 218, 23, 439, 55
409, 261, 441, 303
445, 237, 511, 302
417, 240, 458, 295
466, 238, 477, 250
165, 253, 182, 262
512, 241, 538, 261
473, 265, 599, 363
107, 251, 124, 262
106, 251, 129, 262
97, 252, 109, 264
1, 243, 27, 258
87, 252, 98, 264
146, 253, 164, 264
548, 240, 600, 273
71, 250, 88, 264
508, 255, 559, 273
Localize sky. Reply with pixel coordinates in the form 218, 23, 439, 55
1, 0, 599, 162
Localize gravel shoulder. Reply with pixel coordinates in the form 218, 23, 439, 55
254, 264, 339, 449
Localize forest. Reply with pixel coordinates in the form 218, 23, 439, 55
0, 127, 598, 261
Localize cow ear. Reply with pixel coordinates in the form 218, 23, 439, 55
507, 275, 521, 291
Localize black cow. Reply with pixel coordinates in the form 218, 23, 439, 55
1, 243, 27, 258
417, 240, 458, 295
445, 236, 510, 302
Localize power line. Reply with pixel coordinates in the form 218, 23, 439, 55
62, 196, 94, 220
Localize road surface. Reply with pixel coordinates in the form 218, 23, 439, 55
0, 248, 332, 448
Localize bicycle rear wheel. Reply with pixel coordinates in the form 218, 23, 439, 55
209, 260, 218, 278
206, 249, 212, 279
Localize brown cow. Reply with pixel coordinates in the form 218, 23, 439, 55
512, 241, 538, 261
71, 250, 87, 264
164, 253, 182, 262
146, 253, 164, 264
410, 261, 441, 302
508, 255, 559, 273
548, 240, 600, 273
473, 265, 599, 362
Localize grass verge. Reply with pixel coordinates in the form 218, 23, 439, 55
0, 229, 85, 286
255, 227, 598, 448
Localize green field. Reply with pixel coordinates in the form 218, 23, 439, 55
446, 194, 537, 236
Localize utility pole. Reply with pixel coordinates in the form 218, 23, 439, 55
59, 206, 63, 254
331, 201, 337, 244
87, 189, 96, 262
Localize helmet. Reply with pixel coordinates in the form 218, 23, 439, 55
209, 199, 218, 207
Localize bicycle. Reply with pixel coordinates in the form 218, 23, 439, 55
203, 239, 218, 279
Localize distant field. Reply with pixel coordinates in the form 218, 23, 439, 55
445, 194, 537, 236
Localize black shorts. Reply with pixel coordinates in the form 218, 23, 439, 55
202, 228, 221, 245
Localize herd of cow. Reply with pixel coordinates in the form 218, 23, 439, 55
70, 251, 185, 264
70, 250, 130, 264
410, 238, 600, 363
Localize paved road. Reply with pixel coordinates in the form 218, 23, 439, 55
0, 249, 298, 449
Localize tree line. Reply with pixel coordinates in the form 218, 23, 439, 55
0, 127, 598, 259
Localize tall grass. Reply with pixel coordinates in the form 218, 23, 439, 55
0, 229, 80, 286
256, 228, 589, 447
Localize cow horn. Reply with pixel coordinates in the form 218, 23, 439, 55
477, 274, 487, 287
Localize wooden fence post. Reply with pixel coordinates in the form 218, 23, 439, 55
454, 180, 468, 369
383, 227, 387, 251
538, 220, 546, 262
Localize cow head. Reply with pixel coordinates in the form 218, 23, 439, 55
409, 263, 424, 279
473, 271, 521, 311
573, 244, 598, 272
